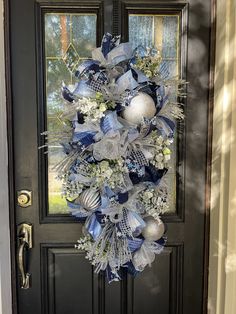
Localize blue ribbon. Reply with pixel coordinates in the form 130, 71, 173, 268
127, 237, 144, 253
129, 165, 168, 185
105, 265, 121, 283
126, 211, 146, 235
85, 213, 102, 240
157, 115, 176, 136
131, 68, 149, 83
117, 191, 129, 204
67, 199, 89, 220
156, 86, 169, 112
100, 111, 123, 134
133, 45, 146, 58
104, 185, 116, 198
99, 195, 110, 212
73, 131, 96, 147
116, 69, 139, 92
156, 236, 166, 247
61, 84, 75, 103
145, 165, 168, 185
159, 61, 170, 80
73, 81, 96, 98
123, 261, 140, 277
67, 199, 81, 209
95, 212, 105, 224
61, 143, 73, 154
75, 60, 100, 78
101, 33, 120, 58
90, 71, 108, 84
70, 210, 88, 220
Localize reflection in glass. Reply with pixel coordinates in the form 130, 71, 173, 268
45, 13, 97, 214
129, 15, 180, 213
129, 15, 179, 76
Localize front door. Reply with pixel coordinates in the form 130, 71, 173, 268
8, 0, 212, 313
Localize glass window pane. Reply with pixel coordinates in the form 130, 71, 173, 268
72, 15, 97, 57
129, 14, 180, 213
44, 13, 97, 214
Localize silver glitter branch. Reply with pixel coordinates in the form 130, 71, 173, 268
84, 221, 132, 274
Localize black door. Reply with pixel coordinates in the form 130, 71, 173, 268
8, 0, 212, 313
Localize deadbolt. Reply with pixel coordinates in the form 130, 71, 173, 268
17, 190, 32, 207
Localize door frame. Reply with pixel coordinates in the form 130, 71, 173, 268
3, 0, 216, 313
0, 0, 12, 313
3, 0, 18, 311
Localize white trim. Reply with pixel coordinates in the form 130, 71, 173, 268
208, 0, 236, 313
0, 0, 12, 313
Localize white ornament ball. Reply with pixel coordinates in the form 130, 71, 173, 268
122, 92, 156, 124
79, 188, 101, 211
142, 216, 165, 241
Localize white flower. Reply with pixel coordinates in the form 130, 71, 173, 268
104, 168, 113, 178
155, 153, 164, 162
99, 103, 107, 112
164, 154, 171, 162
143, 191, 153, 199
100, 160, 109, 169
75, 97, 109, 122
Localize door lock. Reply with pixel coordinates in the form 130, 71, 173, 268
17, 190, 32, 207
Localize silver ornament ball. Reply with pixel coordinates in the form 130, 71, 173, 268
79, 188, 101, 211
122, 92, 156, 124
141, 216, 165, 241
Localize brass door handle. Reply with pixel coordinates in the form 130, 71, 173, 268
17, 241, 30, 289
17, 223, 33, 289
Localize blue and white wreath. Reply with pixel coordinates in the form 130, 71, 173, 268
46, 33, 185, 282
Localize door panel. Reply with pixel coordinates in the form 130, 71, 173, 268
9, 0, 212, 313
132, 244, 183, 314
42, 247, 94, 314
40, 244, 183, 314
41, 245, 124, 314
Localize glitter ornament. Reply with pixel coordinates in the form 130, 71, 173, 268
141, 216, 165, 241
122, 92, 156, 124
79, 188, 101, 211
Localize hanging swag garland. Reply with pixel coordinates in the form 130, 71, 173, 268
44, 33, 185, 282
